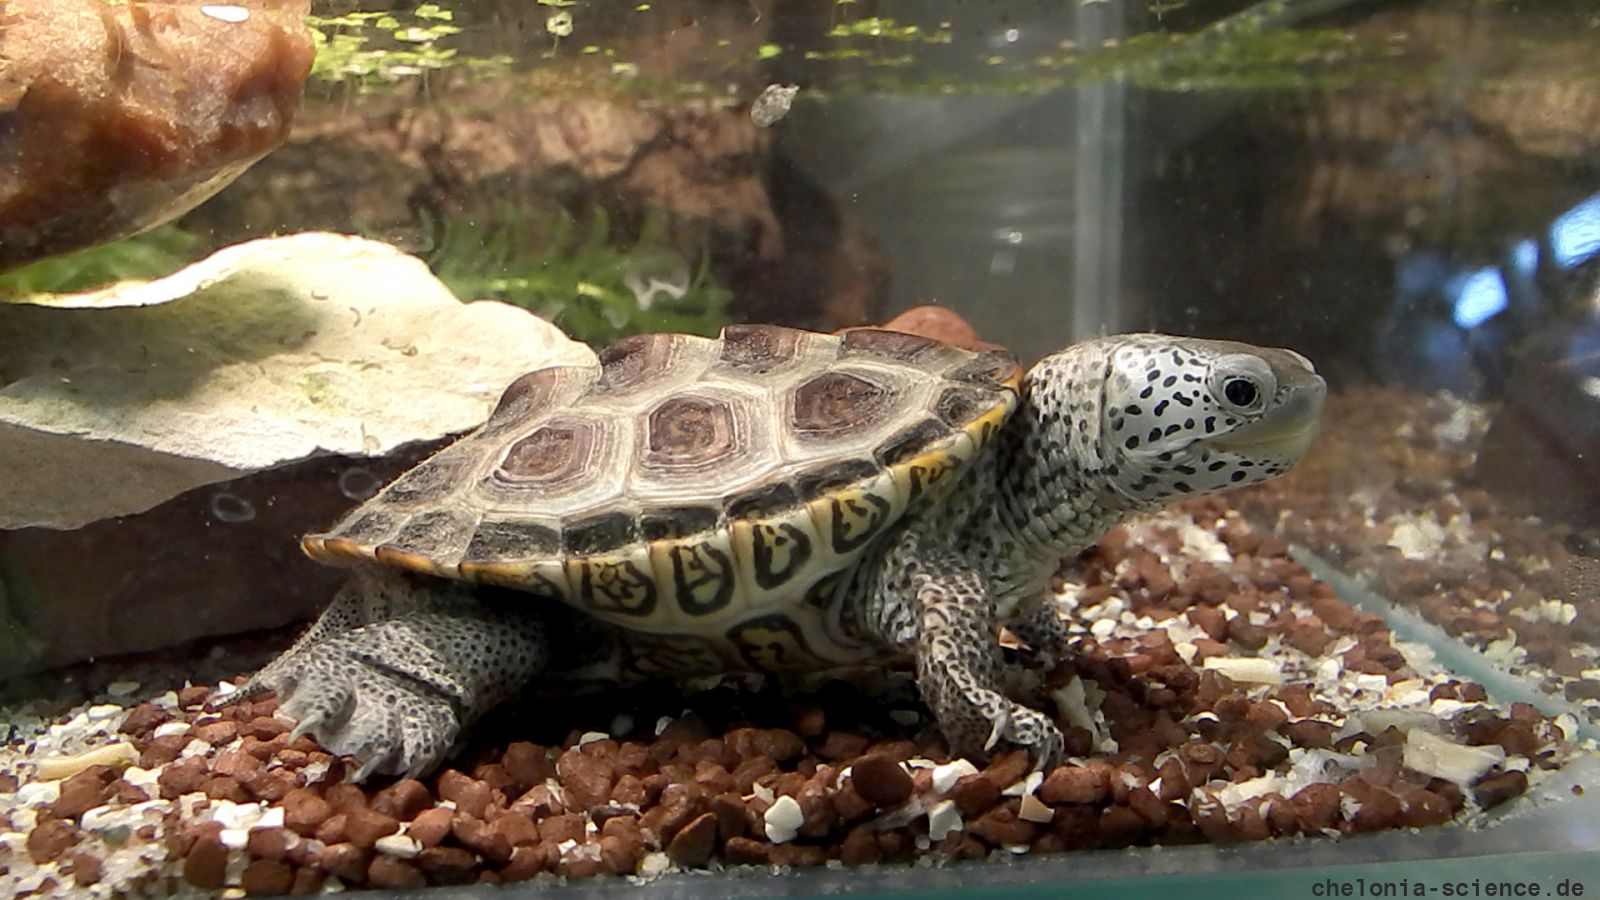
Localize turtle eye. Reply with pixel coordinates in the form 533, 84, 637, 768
1222, 377, 1259, 408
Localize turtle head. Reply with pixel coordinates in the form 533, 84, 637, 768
1093, 335, 1326, 507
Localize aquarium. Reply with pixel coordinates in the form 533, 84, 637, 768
2, 0, 1598, 897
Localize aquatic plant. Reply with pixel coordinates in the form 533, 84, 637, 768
425, 206, 731, 347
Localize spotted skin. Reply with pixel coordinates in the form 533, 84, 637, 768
246, 330, 1324, 779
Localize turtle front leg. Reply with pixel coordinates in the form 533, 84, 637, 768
1005, 596, 1074, 672
863, 533, 1065, 770
232, 568, 548, 780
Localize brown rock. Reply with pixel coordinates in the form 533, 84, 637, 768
968, 804, 1037, 846
1291, 783, 1342, 832
206, 775, 252, 804
313, 813, 348, 846
193, 719, 241, 745
839, 825, 882, 865
240, 858, 294, 895
500, 843, 558, 881
0, 0, 314, 273
183, 830, 229, 889
1473, 770, 1528, 809
157, 760, 208, 799
665, 811, 718, 867
367, 856, 426, 890
1040, 765, 1108, 805
453, 813, 513, 865
318, 843, 370, 884
371, 779, 432, 821
178, 685, 211, 708
416, 846, 478, 885
51, 766, 114, 819
64, 850, 103, 886
502, 742, 555, 787
556, 750, 616, 811
436, 770, 492, 820
244, 717, 291, 741
282, 788, 334, 837
849, 754, 912, 808
535, 812, 586, 846
344, 806, 400, 848
878, 305, 999, 352
490, 811, 540, 847
26, 817, 82, 863
118, 703, 170, 738
290, 868, 326, 894
949, 773, 1002, 817
722, 836, 771, 865
407, 807, 454, 847
240, 769, 294, 802
246, 826, 292, 861
710, 792, 754, 840
599, 832, 644, 875
818, 731, 870, 760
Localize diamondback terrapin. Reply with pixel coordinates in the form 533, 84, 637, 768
239, 324, 1326, 779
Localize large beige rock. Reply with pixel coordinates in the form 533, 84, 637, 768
0, 0, 314, 271
0, 232, 599, 530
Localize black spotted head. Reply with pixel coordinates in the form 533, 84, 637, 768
1091, 334, 1325, 506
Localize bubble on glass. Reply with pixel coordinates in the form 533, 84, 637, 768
209, 491, 257, 523
622, 249, 691, 311
339, 466, 383, 501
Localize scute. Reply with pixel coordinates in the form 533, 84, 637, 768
717, 324, 806, 374
304, 323, 1022, 641
790, 371, 893, 436
643, 394, 743, 469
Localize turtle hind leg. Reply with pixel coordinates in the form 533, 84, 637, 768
862, 532, 1064, 770
239, 568, 549, 781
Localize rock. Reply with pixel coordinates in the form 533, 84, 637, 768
665, 812, 717, 867
848, 755, 912, 808
0, 0, 314, 273
0, 233, 597, 672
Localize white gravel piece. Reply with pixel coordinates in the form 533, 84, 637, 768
375, 833, 423, 858
763, 795, 803, 843
931, 759, 979, 794
927, 799, 963, 840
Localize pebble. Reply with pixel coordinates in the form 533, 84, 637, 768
928, 799, 963, 840
848, 755, 912, 808
762, 794, 803, 843
931, 759, 980, 794
374, 832, 423, 858
666, 811, 718, 867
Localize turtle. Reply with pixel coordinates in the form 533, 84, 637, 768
236, 324, 1326, 780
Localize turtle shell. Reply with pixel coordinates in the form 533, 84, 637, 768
304, 324, 1019, 649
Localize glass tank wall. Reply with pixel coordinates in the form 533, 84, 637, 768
1, 0, 1597, 896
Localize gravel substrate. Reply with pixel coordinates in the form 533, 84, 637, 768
1, 496, 1587, 897
1233, 387, 1600, 723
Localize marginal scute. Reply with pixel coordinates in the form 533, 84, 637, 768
563, 511, 639, 556
874, 418, 953, 467
718, 324, 804, 373
662, 542, 736, 616
791, 371, 892, 436
329, 509, 400, 547
726, 481, 801, 521
461, 518, 562, 563
643, 394, 741, 468
935, 385, 995, 427
498, 419, 595, 484
841, 327, 942, 361
597, 333, 681, 392
570, 557, 657, 617
639, 506, 722, 541
380, 509, 476, 564
382, 451, 467, 505
950, 350, 1021, 387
